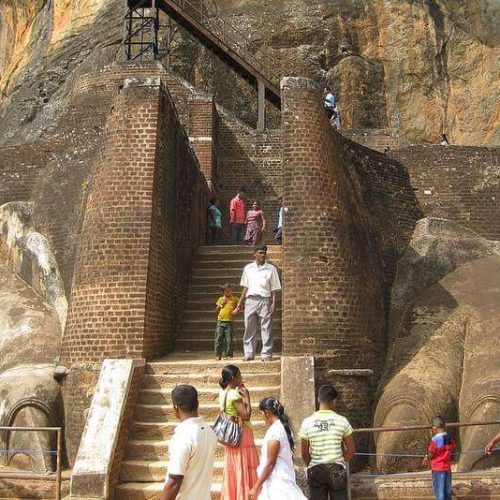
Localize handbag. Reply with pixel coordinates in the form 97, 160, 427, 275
212, 390, 242, 446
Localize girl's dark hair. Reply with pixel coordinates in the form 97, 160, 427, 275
259, 397, 294, 450
219, 365, 240, 389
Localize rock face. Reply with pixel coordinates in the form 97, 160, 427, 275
375, 219, 500, 472
0, 266, 63, 472
1, 0, 499, 145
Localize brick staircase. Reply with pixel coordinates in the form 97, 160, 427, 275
176, 245, 282, 353
115, 355, 281, 498
115, 245, 283, 498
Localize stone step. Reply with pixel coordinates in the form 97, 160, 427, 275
130, 420, 267, 441
145, 357, 280, 375
115, 481, 221, 499
188, 275, 246, 286
191, 267, 250, 277
181, 311, 282, 322
186, 297, 282, 308
125, 438, 264, 461
175, 337, 282, 352
138, 386, 280, 405
180, 318, 282, 330
120, 459, 226, 483
134, 401, 266, 422
192, 259, 281, 270
141, 371, 281, 389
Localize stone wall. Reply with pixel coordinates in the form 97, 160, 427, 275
392, 146, 500, 241
217, 109, 282, 243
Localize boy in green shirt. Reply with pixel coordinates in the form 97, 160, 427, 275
215, 283, 240, 360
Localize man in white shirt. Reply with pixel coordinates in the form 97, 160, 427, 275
160, 385, 217, 500
234, 244, 282, 361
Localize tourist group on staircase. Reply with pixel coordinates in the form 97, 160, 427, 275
160, 241, 356, 500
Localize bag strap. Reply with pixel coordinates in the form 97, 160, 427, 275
222, 389, 229, 413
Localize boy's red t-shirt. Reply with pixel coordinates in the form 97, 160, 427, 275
428, 432, 456, 471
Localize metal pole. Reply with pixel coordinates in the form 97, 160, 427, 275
257, 79, 266, 132
346, 462, 352, 500
56, 428, 62, 500
352, 420, 500, 434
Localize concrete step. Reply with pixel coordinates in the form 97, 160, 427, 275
130, 420, 267, 441
138, 386, 280, 405
115, 481, 221, 499
145, 357, 280, 375
134, 401, 267, 422
120, 459, 226, 483
125, 438, 264, 461
141, 371, 281, 389
175, 338, 282, 352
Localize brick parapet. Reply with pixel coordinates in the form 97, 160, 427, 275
281, 77, 421, 366
391, 145, 500, 241
62, 77, 208, 365
281, 77, 386, 366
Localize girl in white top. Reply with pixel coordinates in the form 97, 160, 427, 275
249, 397, 307, 500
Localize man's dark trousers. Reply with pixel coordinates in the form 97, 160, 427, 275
230, 222, 245, 244
307, 463, 348, 500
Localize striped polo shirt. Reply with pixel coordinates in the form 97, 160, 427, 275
299, 410, 353, 468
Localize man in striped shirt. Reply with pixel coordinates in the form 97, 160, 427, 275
299, 385, 356, 500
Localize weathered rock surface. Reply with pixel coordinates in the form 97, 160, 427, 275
1, 0, 499, 144
375, 218, 500, 473
0, 266, 63, 471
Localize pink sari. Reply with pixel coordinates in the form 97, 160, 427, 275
221, 425, 259, 500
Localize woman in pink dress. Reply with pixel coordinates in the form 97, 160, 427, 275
244, 201, 266, 245
219, 365, 259, 500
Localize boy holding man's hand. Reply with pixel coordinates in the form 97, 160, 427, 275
214, 283, 239, 360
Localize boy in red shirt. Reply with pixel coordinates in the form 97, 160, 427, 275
422, 415, 456, 500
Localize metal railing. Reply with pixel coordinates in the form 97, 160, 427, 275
168, 0, 285, 89
0, 426, 63, 500
346, 419, 500, 500
124, 0, 285, 91
124, 0, 159, 61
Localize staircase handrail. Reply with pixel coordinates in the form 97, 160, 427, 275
169, 0, 285, 89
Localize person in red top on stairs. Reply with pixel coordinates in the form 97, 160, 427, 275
230, 187, 246, 245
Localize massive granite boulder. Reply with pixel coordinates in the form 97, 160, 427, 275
375, 218, 500, 473
1, 0, 499, 145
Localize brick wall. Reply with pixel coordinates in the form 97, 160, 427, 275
391, 145, 500, 241
188, 94, 219, 188
281, 78, 422, 433
0, 145, 47, 205
62, 77, 208, 365
340, 128, 407, 153
217, 108, 283, 243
